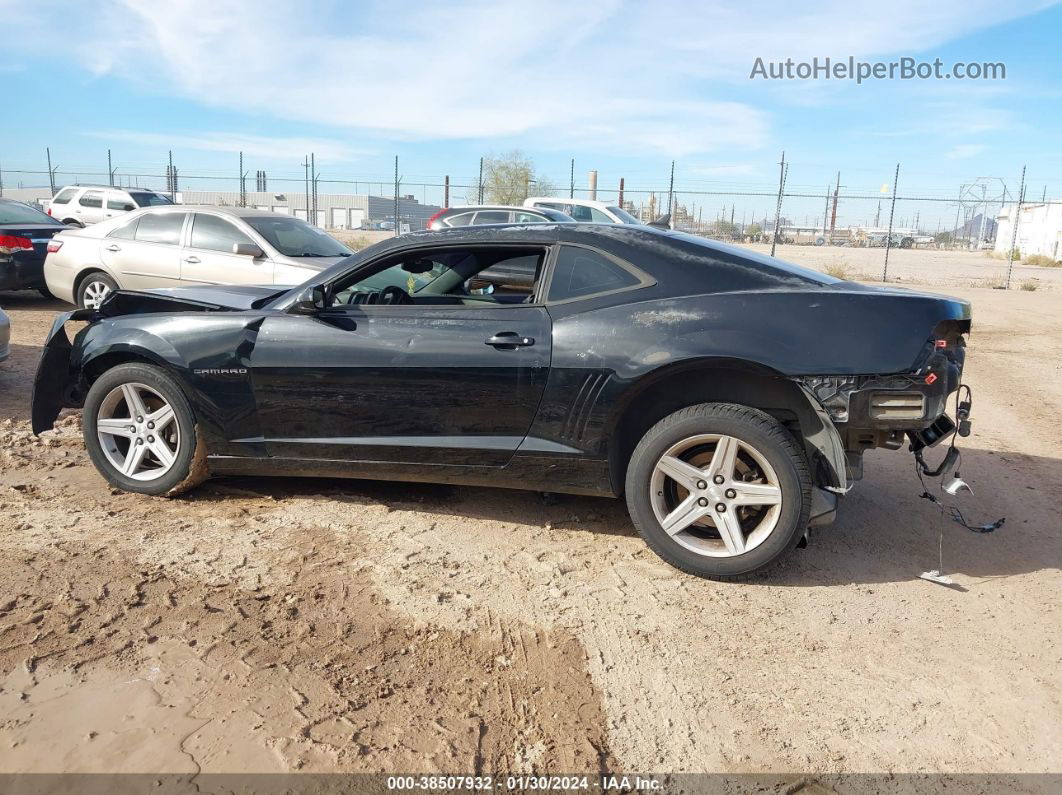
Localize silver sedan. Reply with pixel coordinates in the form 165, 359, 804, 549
44, 206, 353, 308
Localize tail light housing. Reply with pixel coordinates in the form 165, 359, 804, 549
0, 234, 34, 255
426, 209, 446, 229
47, 239, 64, 254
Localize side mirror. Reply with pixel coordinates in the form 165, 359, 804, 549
233, 242, 265, 258
289, 284, 330, 315
311, 284, 328, 310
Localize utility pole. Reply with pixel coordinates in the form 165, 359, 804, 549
108, 149, 115, 187
829, 171, 841, 236
618, 177, 624, 208
882, 163, 900, 281
770, 151, 787, 257
311, 152, 317, 225
444, 175, 450, 208
303, 156, 310, 222
666, 160, 675, 222
478, 157, 484, 204
1005, 165, 1026, 289
394, 155, 400, 237
239, 151, 246, 207
167, 150, 176, 199
569, 158, 575, 199
46, 147, 56, 195
821, 186, 831, 238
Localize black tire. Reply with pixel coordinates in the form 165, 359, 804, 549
625, 402, 811, 579
76, 272, 118, 309
63, 219, 84, 228
82, 362, 208, 496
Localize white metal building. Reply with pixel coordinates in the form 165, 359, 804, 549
995, 201, 1062, 260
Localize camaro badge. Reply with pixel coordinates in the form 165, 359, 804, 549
193, 368, 248, 376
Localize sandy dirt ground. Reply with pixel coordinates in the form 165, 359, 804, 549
0, 273, 1060, 778
735, 244, 1062, 291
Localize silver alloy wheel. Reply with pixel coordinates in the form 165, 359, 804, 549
96, 382, 180, 481
82, 279, 112, 309
649, 433, 782, 558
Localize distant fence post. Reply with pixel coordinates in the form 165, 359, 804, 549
108, 149, 115, 187
1004, 165, 1026, 289
569, 158, 574, 199
444, 175, 450, 208
478, 157, 484, 204
666, 160, 675, 222
394, 155, 400, 237
46, 147, 56, 196
770, 151, 787, 257
882, 163, 900, 281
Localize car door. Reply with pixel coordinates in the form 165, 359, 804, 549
248, 244, 553, 466
100, 211, 186, 290
180, 212, 275, 286
74, 190, 106, 224
103, 192, 135, 222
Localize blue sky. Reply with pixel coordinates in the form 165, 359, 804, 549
2, 0, 1060, 227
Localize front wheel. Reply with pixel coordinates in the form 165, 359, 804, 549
83, 363, 208, 496
625, 403, 811, 579
77, 272, 118, 309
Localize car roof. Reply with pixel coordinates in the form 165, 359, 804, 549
526, 196, 614, 209
442, 205, 549, 212
129, 205, 292, 219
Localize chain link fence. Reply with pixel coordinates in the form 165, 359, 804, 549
2, 154, 1060, 290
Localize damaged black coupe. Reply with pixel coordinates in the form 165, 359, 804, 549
32, 224, 971, 578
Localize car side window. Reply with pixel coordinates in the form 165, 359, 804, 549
547, 245, 641, 302
328, 247, 547, 307
567, 205, 593, 221
445, 212, 474, 227
108, 217, 140, 240
589, 207, 613, 223
189, 213, 254, 253
135, 212, 187, 245
513, 211, 546, 224
79, 191, 104, 208
473, 210, 510, 224
51, 188, 77, 205
106, 194, 136, 211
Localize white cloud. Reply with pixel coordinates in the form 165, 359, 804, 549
10, 0, 1057, 155
946, 143, 988, 159
84, 129, 363, 161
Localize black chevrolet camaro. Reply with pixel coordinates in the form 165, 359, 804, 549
32, 223, 971, 578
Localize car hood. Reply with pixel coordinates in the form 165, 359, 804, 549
94, 284, 290, 316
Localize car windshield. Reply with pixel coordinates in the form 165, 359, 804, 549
128, 192, 174, 207
606, 206, 642, 224
244, 217, 353, 258
0, 202, 61, 225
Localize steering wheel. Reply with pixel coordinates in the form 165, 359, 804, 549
378, 285, 411, 305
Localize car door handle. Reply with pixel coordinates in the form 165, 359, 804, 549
485, 332, 534, 348
105, 244, 121, 252
184, 256, 201, 264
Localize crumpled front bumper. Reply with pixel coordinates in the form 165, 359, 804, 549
31, 310, 81, 434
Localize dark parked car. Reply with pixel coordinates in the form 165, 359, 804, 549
0, 198, 66, 296
31, 224, 971, 578
426, 205, 574, 230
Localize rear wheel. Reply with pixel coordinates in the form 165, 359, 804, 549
83, 363, 208, 496
625, 403, 811, 579
77, 272, 118, 309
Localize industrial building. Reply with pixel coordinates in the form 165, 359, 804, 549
995, 200, 1062, 260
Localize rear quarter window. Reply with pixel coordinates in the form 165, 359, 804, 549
547, 245, 642, 302
51, 188, 77, 205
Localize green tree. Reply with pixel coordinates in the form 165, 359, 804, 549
479, 150, 552, 205
745, 223, 763, 238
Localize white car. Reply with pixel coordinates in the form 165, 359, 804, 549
44, 206, 353, 308
47, 185, 175, 227
523, 196, 642, 225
